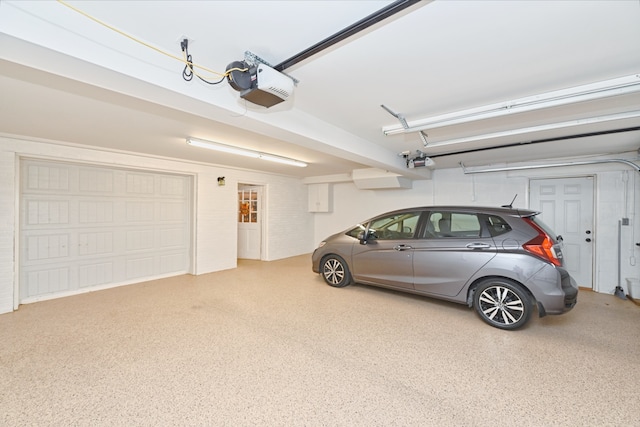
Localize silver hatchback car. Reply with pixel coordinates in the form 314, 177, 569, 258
312, 206, 578, 330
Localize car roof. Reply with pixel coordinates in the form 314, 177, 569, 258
370, 206, 540, 218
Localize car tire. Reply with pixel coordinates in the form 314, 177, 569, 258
321, 255, 352, 288
473, 278, 532, 330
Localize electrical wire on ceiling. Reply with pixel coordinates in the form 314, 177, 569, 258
55, 0, 247, 82
180, 39, 226, 85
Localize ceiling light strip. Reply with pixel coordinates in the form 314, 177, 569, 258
383, 74, 640, 136
427, 126, 640, 160
186, 138, 307, 167
460, 159, 640, 174
422, 110, 640, 148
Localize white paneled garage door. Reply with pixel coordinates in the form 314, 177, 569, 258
19, 159, 192, 303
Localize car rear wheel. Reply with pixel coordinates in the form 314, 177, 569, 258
473, 279, 532, 330
321, 255, 352, 288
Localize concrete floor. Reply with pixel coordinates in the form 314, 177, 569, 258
1, 255, 639, 426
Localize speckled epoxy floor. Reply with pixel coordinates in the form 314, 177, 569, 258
1, 255, 639, 426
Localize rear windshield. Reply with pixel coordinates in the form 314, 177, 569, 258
529, 215, 559, 243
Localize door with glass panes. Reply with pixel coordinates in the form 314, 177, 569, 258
237, 186, 261, 259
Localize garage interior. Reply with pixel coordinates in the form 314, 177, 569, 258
0, 1, 639, 425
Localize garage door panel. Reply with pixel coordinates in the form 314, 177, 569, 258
25, 267, 71, 296
78, 262, 114, 288
160, 175, 188, 195
26, 233, 70, 261
126, 256, 154, 279
26, 199, 70, 225
159, 202, 187, 221
125, 201, 155, 222
126, 229, 155, 251
79, 168, 114, 193
159, 253, 188, 274
26, 164, 70, 191
160, 227, 187, 248
20, 159, 192, 302
78, 231, 114, 256
79, 200, 114, 223
126, 172, 155, 194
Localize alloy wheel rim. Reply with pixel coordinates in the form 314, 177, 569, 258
324, 259, 344, 285
478, 285, 525, 325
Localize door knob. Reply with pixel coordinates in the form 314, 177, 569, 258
586, 238, 592, 242
585, 230, 591, 234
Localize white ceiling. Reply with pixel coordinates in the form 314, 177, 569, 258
1, 0, 639, 179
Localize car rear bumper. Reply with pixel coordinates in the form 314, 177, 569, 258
560, 268, 578, 310
528, 265, 578, 317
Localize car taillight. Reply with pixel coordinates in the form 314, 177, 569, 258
522, 218, 561, 267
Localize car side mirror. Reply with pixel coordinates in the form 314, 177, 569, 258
358, 230, 377, 245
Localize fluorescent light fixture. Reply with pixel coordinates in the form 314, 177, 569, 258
187, 138, 260, 158
383, 74, 640, 136
460, 159, 640, 174
187, 138, 307, 167
424, 110, 640, 148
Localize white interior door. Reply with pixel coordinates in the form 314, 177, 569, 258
237, 186, 261, 260
530, 177, 594, 289
19, 159, 192, 303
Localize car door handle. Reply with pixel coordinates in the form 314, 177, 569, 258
394, 245, 413, 251
466, 243, 491, 249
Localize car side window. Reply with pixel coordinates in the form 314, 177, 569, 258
426, 212, 481, 238
369, 211, 421, 240
486, 214, 512, 236
346, 224, 366, 238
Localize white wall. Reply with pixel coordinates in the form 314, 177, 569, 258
313, 155, 640, 295
0, 136, 314, 314
312, 168, 528, 245
2, 136, 637, 315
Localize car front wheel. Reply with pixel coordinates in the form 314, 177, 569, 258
321, 255, 352, 288
473, 279, 532, 330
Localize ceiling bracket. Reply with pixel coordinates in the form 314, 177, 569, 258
244, 51, 299, 85
381, 104, 429, 148
418, 131, 428, 147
